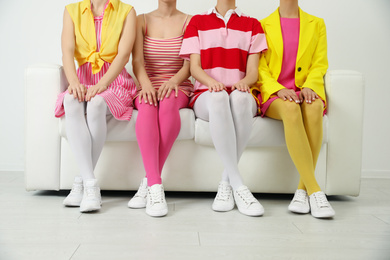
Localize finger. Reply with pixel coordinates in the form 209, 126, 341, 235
175, 86, 178, 98
166, 88, 172, 99
152, 91, 158, 106
76, 88, 83, 102
294, 93, 300, 103
146, 92, 153, 105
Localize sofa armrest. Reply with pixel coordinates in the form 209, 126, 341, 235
25, 64, 68, 191
325, 70, 364, 196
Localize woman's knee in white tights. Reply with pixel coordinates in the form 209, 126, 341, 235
86, 96, 107, 120
63, 93, 85, 116
229, 90, 256, 116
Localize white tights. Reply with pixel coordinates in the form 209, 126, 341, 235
193, 90, 257, 190
63, 94, 109, 181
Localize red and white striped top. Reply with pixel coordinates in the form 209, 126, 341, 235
55, 1, 137, 121
179, 8, 267, 106
138, 15, 193, 97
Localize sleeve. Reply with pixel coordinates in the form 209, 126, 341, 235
248, 19, 268, 54
179, 16, 200, 61
301, 18, 328, 106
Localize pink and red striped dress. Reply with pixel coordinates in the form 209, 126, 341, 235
179, 8, 268, 107
136, 14, 193, 98
55, 2, 137, 121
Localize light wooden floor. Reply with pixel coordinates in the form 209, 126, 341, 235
0, 171, 389, 260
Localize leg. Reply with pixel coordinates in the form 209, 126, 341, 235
220, 90, 257, 186
86, 96, 108, 170
297, 100, 324, 191
194, 91, 243, 190
135, 98, 160, 187
194, 91, 263, 216
265, 99, 321, 195
63, 94, 101, 212
158, 91, 189, 174
63, 94, 95, 181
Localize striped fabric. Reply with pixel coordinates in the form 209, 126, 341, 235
55, 3, 137, 121
140, 33, 193, 97
179, 8, 268, 106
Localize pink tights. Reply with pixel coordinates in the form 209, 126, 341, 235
135, 91, 189, 187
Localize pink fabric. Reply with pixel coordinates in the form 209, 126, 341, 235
195, 29, 266, 53
54, 3, 137, 121
135, 92, 189, 186
179, 9, 267, 107
260, 18, 300, 116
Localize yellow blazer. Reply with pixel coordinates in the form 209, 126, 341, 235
66, 0, 132, 74
252, 8, 328, 110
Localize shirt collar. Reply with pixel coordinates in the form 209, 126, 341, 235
207, 7, 242, 24
81, 0, 116, 14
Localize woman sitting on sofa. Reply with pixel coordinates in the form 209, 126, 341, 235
252, 0, 335, 218
127, 0, 193, 217
179, 0, 267, 216
54, 0, 137, 212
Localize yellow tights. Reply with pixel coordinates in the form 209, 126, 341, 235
265, 98, 323, 195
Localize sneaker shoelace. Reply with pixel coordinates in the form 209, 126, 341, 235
70, 183, 83, 194
85, 187, 98, 198
134, 182, 147, 198
314, 192, 331, 208
149, 188, 164, 205
215, 184, 232, 201
237, 188, 257, 205
293, 191, 307, 204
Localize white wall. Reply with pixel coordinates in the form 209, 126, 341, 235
0, 0, 389, 176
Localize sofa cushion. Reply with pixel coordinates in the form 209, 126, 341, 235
59, 108, 196, 141
194, 115, 328, 147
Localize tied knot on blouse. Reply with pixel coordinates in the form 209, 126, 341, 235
87, 51, 104, 74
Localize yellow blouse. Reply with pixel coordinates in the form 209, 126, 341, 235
66, 0, 132, 74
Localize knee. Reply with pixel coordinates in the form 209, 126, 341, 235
208, 91, 230, 113
63, 94, 83, 116
280, 101, 302, 123
86, 96, 107, 118
302, 99, 323, 121
230, 90, 254, 114
159, 97, 178, 117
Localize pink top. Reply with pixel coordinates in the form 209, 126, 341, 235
54, 1, 137, 121
137, 14, 193, 97
179, 7, 267, 107
259, 17, 300, 116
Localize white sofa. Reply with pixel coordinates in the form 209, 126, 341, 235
24, 64, 364, 196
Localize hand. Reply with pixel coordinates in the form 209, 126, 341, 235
67, 83, 87, 102
139, 84, 157, 106
299, 88, 319, 104
157, 80, 178, 101
85, 84, 108, 102
232, 81, 250, 93
277, 88, 300, 103
208, 81, 225, 92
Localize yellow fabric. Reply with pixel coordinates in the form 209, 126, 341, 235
251, 8, 328, 112
66, 0, 132, 74
265, 99, 323, 195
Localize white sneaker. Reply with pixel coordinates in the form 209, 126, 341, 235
309, 191, 335, 218
79, 179, 102, 213
212, 181, 234, 212
233, 186, 264, 217
128, 178, 148, 208
63, 176, 83, 207
146, 184, 168, 217
288, 189, 310, 214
